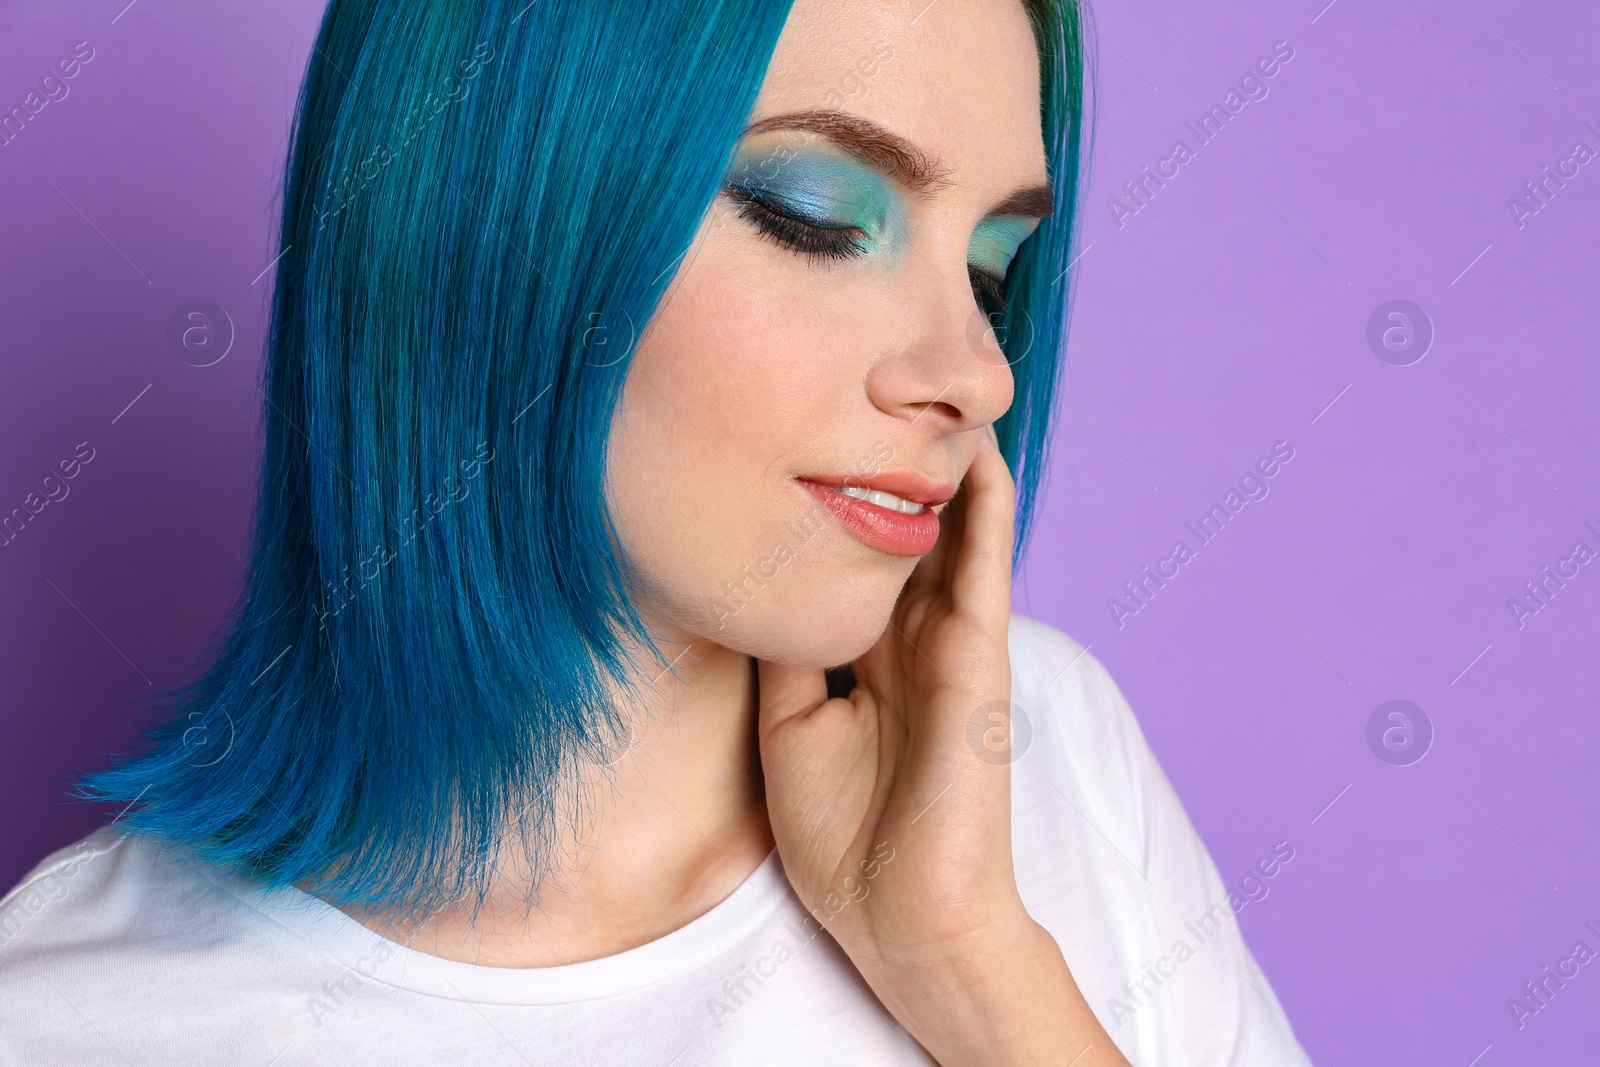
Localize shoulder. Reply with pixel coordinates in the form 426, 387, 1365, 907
1005, 612, 1136, 733
0, 825, 314, 1059
1, 826, 136, 953
1005, 612, 1153, 803
1003, 613, 1177, 922
0, 825, 253, 984
0, 827, 334, 1061
1002, 614, 1313, 1066
1003, 611, 1213, 895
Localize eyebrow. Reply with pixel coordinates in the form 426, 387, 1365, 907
740, 109, 1055, 220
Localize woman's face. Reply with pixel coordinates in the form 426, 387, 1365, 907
606, 0, 1051, 667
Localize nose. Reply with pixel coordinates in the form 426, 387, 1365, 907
862, 248, 1016, 435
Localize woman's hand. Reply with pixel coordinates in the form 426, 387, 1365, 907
756, 427, 1130, 1066
758, 423, 1020, 958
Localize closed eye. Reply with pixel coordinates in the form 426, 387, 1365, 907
722, 187, 867, 264
724, 187, 1013, 318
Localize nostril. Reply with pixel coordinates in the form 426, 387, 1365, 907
912, 400, 962, 424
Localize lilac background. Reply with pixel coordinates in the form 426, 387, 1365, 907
2, 0, 1597, 1062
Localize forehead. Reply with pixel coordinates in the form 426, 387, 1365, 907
747, 0, 1050, 193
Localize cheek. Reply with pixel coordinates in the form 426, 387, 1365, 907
603, 230, 903, 664
605, 245, 829, 616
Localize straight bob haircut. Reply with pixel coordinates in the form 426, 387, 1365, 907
76, 0, 1092, 919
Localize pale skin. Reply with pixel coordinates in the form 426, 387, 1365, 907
335, 1, 1131, 1063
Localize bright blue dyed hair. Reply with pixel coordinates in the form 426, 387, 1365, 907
75, 0, 1089, 917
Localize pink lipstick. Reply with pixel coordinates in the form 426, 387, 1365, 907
796, 472, 956, 557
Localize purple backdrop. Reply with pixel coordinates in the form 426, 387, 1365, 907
3, 1, 1597, 1062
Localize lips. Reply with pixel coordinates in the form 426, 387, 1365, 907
796, 472, 956, 556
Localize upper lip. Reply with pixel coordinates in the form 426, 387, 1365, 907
797, 470, 957, 507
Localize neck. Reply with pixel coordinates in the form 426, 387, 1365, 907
332, 628, 775, 968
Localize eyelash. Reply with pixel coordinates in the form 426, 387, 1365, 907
723, 187, 1010, 317
969, 266, 1008, 319
725, 188, 867, 263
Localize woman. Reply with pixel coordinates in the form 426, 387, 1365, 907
0, 0, 1312, 1063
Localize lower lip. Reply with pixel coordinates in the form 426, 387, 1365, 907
798, 480, 942, 557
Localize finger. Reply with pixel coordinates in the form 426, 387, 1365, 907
947, 425, 1015, 632
900, 431, 982, 606
755, 657, 832, 740
900, 479, 965, 606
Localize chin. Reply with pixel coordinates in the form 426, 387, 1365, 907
718, 609, 891, 670
696, 560, 912, 668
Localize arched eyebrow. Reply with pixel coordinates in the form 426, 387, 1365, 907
740, 108, 1055, 219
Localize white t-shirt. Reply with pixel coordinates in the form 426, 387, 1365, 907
0, 616, 1312, 1066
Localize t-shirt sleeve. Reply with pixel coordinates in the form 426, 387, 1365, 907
1075, 644, 1315, 1067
